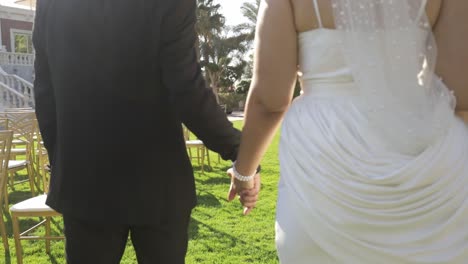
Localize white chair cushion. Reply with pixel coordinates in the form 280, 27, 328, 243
10, 194, 55, 213
10, 148, 26, 154
8, 160, 27, 169
186, 140, 204, 145
12, 139, 26, 144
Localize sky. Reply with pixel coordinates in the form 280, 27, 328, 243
0, 0, 251, 25
0, 0, 33, 9
0, 0, 16, 4
215, 0, 251, 26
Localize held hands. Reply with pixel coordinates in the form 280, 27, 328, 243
227, 168, 261, 215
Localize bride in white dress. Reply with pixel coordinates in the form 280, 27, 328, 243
230, 0, 468, 263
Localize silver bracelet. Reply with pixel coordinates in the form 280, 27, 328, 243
232, 161, 255, 182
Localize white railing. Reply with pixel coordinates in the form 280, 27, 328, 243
0, 67, 34, 109
0, 82, 29, 109
0, 52, 35, 66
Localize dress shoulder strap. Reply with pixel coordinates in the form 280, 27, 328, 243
312, 0, 323, 28
416, 0, 428, 21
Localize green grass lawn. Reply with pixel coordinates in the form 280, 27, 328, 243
1, 121, 281, 264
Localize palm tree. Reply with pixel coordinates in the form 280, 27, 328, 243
196, 0, 248, 102
234, 0, 261, 44
196, 0, 225, 63
202, 29, 247, 102
227, 0, 261, 95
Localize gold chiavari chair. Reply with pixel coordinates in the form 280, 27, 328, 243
0, 130, 13, 253
183, 126, 211, 173
10, 140, 63, 264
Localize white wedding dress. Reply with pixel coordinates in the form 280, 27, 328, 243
275, 2, 468, 264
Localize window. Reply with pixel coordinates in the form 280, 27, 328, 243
12, 30, 33, 54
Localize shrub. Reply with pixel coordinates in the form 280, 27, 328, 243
235, 79, 251, 94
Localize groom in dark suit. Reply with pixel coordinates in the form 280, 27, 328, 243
33, 0, 256, 263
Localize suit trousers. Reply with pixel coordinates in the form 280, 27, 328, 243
63, 212, 191, 264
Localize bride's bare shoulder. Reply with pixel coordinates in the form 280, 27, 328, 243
290, 0, 442, 33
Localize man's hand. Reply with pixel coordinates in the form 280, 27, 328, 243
227, 168, 261, 215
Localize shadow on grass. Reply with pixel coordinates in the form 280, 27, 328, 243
3, 252, 11, 264
192, 164, 213, 173
2, 210, 63, 240
195, 165, 231, 186
7, 190, 32, 205
188, 217, 200, 238
3, 213, 47, 235
50, 218, 64, 233
48, 253, 61, 264
196, 192, 221, 208
188, 217, 268, 253
197, 176, 230, 186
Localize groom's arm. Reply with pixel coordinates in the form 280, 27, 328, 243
160, 0, 241, 161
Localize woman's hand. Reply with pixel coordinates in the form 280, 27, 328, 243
227, 168, 261, 215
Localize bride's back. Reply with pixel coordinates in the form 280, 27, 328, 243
290, 0, 468, 119
290, 0, 441, 32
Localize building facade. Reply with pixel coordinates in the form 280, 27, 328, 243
0, 4, 34, 54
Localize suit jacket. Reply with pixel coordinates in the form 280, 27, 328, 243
33, 0, 241, 224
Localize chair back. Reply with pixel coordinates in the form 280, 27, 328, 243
35, 131, 51, 193
1, 112, 36, 148
0, 118, 8, 131
0, 130, 13, 205
182, 125, 190, 141
1, 111, 36, 136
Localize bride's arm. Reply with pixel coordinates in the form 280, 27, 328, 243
434, 0, 468, 112
427, 0, 442, 27
233, 0, 298, 184
456, 111, 468, 123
